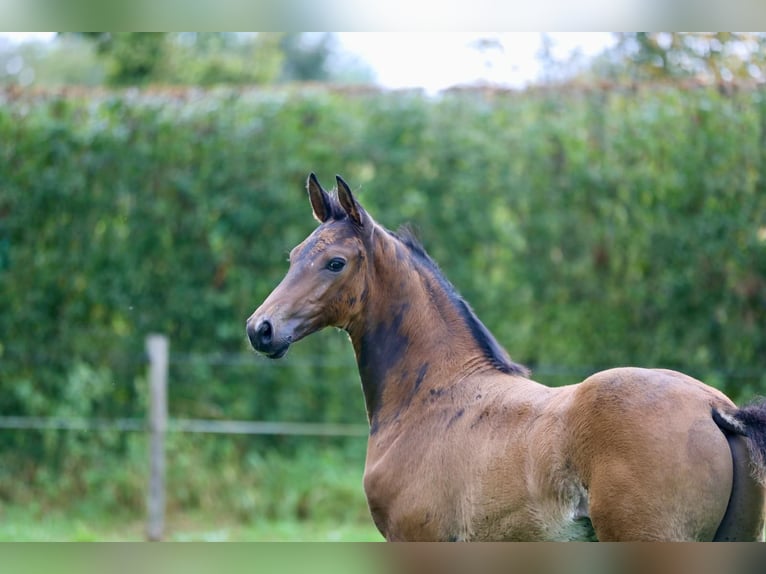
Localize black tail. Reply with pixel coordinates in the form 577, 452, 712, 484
714, 399, 766, 486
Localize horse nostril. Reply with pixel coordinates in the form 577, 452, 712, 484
247, 318, 274, 350
257, 320, 273, 345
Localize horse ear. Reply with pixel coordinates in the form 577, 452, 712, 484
336, 175, 363, 226
307, 172, 332, 223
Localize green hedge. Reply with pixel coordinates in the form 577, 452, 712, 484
1, 84, 765, 515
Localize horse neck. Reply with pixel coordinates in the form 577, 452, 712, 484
347, 226, 494, 433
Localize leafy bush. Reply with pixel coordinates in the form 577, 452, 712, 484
1, 84, 765, 518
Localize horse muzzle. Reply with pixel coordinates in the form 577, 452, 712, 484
246, 317, 292, 359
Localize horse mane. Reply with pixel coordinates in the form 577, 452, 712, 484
323, 190, 528, 378
390, 225, 530, 378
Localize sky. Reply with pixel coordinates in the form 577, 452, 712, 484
335, 33, 614, 91
0, 32, 615, 92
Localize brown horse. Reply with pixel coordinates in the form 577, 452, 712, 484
246, 173, 766, 541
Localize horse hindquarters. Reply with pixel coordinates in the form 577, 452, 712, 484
569, 368, 736, 541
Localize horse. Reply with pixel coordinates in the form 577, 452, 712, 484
246, 173, 766, 541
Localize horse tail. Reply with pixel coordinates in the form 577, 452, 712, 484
713, 399, 766, 487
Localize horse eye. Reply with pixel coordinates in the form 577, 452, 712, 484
326, 257, 346, 272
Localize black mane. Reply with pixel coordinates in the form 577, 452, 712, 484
324, 190, 528, 378
390, 226, 529, 378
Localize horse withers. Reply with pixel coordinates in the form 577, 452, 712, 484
246, 173, 766, 541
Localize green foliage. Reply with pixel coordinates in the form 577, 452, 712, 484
1, 84, 765, 521
166, 33, 284, 86
0, 36, 105, 87
591, 33, 766, 84
82, 32, 168, 85
163, 435, 369, 524
278, 33, 336, 82
41, 33, 370, 88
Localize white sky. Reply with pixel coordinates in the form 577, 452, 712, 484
1, 32, 57, 43
0, 32, 615, 91
336, 33, 614, 91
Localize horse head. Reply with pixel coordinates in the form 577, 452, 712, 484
246, 173, 370, 358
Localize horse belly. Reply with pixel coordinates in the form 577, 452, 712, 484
364, 444, 524, 541
367, 474, 598, 541
469, 474, 595, 541
469, 510, 597, 541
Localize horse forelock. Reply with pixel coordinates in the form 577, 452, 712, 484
323, 190, 352, 222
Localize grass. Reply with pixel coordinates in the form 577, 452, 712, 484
0, 504, 384, 542
4, 504, 764, 542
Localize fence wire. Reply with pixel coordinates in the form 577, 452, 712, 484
0, 415, 368, 437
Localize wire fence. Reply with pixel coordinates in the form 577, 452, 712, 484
1, 332, 764, 540
0, 356, 761, 436
0, 415, 369, 436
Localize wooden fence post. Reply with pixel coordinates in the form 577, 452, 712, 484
146, 334, 168, 541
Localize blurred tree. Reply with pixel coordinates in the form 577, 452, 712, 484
591, 33, 766, 83
77, 32, 167, 85
278, 33, 336, 82
0, 36, 104, 86
30, 36, 105, 85
43, 33, 369, 87
167, 32, 284, 85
